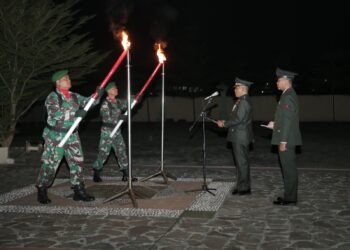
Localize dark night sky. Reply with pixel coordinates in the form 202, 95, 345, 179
74, 0, 350, 95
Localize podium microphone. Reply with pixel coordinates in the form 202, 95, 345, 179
204, 91, 219, 100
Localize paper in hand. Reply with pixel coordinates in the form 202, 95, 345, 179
260, 124, 270, 129
205, 117, 217, 123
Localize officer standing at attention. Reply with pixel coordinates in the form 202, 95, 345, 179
266, 68, 302, 205
216, 78, 254, 195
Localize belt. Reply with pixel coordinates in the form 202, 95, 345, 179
102, 122, 116, 128
46, 124, 77, 133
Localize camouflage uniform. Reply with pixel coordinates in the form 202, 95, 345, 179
93, 98, 128, 172
36, 89, 94, 187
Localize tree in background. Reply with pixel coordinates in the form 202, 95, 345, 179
0, 0, 108, 147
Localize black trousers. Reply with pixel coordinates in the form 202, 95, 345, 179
232, 142, 250, 191
278, 146, 298, 202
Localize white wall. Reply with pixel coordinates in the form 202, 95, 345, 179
132, 95, 350, 122
23, 95, 350, 122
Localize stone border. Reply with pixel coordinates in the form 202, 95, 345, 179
0, 178, 233, 218
188, 181, 234, 211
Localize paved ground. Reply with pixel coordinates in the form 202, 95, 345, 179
0, 122, 349, 249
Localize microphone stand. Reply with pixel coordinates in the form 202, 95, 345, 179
188, 97, 216, 196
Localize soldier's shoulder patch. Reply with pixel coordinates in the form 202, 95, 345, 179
46, 92, 59, 102
282, 104, 289, 109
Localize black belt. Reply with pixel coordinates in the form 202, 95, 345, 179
46, 124, 77, 133
102, 122, 116, 128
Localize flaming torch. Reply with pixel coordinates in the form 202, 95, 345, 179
109, 43, 166, 138
140, 43, 176, 183
57, 31, 131, 150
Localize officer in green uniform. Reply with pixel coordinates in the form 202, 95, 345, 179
266, 68, 302, 205
36, 70, 103, 204
92, 82, 137, 182
217, 78, 254, 195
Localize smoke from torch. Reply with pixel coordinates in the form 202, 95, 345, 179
110, 20, 131, 50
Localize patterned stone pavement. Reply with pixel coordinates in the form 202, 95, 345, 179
0, 165, 349, 249
0, 122, 349, 249
0, 177, 233, 218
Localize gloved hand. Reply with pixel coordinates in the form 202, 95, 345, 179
95, 87, 104, 99
119, 114, 127, 122
75, 109, 87, 118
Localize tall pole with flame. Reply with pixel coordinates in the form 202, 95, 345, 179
140, 44, 177, 184
104, 32, 139, 207
57, 32, 130, 152
109, 44, 166, 138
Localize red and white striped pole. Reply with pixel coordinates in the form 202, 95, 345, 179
109, 62, 162, 138
57, 32, 130, 149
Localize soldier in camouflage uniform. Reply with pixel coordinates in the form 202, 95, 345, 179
92, 82, 137, 182
36, 70, 103, 204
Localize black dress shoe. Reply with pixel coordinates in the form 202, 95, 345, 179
273, 198, 297, 206
232, 189, 238, 195
239, 189, 251, 195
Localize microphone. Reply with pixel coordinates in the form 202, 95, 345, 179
204, 91, 219, 100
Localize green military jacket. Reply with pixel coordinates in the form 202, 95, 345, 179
271, 88, 302, 146
44, 89, 90, 134
224, 94, 254, 145
100, 98, 127, 125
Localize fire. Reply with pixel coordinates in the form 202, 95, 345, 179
156, 43, 166, 64
109, 20, 130, 50
121, 31, 131, 50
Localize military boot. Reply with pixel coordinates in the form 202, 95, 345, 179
73, 183, 95, 202
37, 186, 51, 204
121, 169, 138, 182
93, 168, 102, 182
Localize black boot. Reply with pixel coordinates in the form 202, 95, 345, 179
121, 169, 138, 182
73, 183, 95, 202
93, 168, 102, 182
37, 186, 51, 204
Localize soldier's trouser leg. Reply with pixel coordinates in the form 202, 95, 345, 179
64, 136, 84, 186
232, 142, 250, 191
36, 140, 62, 187
279, 147, 298, 202
112, 134, 128, 171
92, 137, 113, 171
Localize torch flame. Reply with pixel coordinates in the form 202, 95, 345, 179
121, 31, 131, 50
156, 43, 166, 64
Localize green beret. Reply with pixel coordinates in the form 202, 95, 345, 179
52, 70, 68, 82
105, 82, 117, 92
235, 77, 254, 88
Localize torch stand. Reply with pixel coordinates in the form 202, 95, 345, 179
140, 63, 176, 184
104, 50, 142, 207
187, 98, 216, 196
